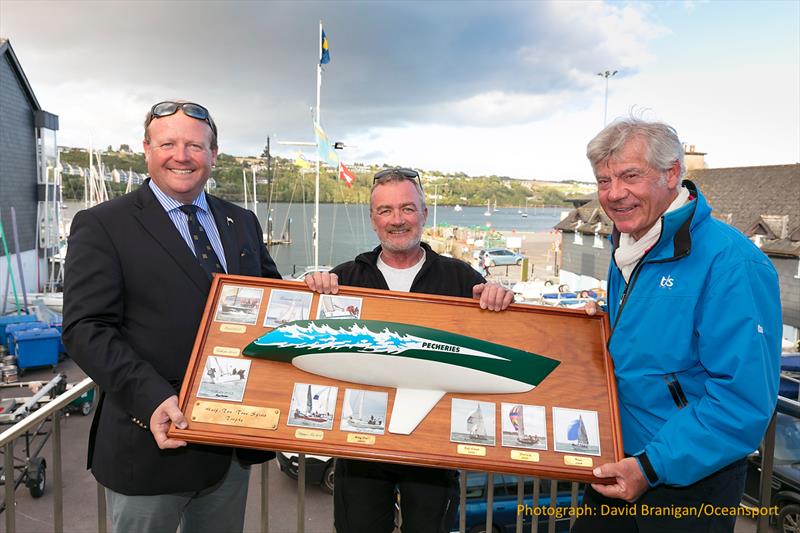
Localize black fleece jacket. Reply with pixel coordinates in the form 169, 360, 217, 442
331, 242, 486, 297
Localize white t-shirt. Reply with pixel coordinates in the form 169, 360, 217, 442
377, 250, 426, 292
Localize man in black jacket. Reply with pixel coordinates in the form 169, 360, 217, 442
305, 168, 514, 533
63, 101, 281, 532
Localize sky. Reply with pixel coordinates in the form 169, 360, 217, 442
2, 1, 798, 182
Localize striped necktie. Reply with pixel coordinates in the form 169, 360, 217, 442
178, 204, 223, 279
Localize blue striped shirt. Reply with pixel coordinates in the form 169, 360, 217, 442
148, 180, 228, 273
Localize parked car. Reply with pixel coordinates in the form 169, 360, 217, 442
276, 452, 335, 494
455, 471, 581, 533
742, 396, 800, 531
480, 248, 525, 267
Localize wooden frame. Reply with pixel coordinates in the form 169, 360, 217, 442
171, 275, 622, 483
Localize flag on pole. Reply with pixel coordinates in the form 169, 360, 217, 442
315, 124, 339, 167
320, 29, 330, 65
294, 152, 312, 169
339, 162, 356, 188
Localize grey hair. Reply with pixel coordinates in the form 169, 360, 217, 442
586, 118, 684, 180
370, 171, 427, 211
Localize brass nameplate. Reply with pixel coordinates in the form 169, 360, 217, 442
511, 450, 540, 462
219, 324, 247, 333
191, 401, 279, 430
457, 444, 486, 457
213, 346, 241, 357
347, 434, 376, 445
295, 428, 324, 441
564, 455, 593, 467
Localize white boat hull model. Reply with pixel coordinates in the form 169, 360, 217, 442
243, 320, 560, 434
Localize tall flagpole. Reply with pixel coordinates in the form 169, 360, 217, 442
313, 20, 323, 269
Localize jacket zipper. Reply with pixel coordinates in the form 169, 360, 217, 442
609, 249, 690, 337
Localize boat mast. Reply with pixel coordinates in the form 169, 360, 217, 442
313, 19, 323, 269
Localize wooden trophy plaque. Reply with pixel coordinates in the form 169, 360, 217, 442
171, 274, 622, 483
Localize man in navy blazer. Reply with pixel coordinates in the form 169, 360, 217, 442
63, 101, 281, 532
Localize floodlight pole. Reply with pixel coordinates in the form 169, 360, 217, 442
597, 70, 618, 126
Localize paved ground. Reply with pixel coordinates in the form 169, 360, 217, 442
2, 352, 775, 532
6, 357, 337, 533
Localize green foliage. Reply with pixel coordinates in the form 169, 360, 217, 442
56, 147, 579, 206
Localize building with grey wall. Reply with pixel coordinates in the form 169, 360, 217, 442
0, 38, 60, 304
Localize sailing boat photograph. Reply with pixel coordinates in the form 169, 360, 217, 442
339, 388, 388, 435
213, 285, 264, 325
501, 403, 547, 450
552, 407, 601, 456
316, 294, 362, 320
450, 398, 496, 446
287, 382, 338, 430
263, 289, 313, 328
196, 356, 252, 402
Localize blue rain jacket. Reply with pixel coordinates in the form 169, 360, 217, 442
606, 181, 782, 487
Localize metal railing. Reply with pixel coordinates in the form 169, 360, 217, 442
0, 377, 782, 533
1, 377, 94, 533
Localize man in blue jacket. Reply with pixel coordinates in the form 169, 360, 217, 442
573, 119, 782, 532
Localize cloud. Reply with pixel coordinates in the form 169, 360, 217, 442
1, 1, 665, 151
4, 0, 794, 181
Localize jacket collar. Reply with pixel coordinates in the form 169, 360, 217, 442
611, 180, 708, 262
132, 179, 210, 293
355, 241, 439, 278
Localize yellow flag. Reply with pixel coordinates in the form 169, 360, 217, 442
294, 152, 311, 169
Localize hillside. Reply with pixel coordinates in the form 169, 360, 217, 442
58, 147, 594, 206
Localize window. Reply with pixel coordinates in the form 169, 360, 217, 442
573, 232, 583, 245
593, 233, 604, 249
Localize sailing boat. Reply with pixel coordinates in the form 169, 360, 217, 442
493, 199, 498, 212
467, 404, 488, 440
453, 204, 463, 212
294, 385, 327, 423
567, 415, 589, 448
211, 357, 246, 384
221, 287, 257, 314
346, 390, 381, 429
521, 198, 529, 218
274, 297, 308, 325
509, 404, 541, 445
483, 200, 491, 217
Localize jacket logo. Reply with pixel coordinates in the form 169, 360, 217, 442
659, 275, 674, 288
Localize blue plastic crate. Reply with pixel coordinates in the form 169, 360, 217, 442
12, 328, 60, 369
5, 321, 49, 355
0, 314, 39, 347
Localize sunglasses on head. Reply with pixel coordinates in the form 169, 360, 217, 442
373, 168, 423, 190
147, 101, 217, 137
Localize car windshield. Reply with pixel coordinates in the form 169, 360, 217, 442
774, 412, 800, 463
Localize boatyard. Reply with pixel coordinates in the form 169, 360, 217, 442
1, 2, 798, 532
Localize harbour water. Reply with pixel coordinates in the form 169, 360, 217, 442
61, 201, 563, 276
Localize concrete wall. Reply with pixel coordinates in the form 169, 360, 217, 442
559, 233, 612, 282
773, 256, 800, 329
0, 249, 41, 311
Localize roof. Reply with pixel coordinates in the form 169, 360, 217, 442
0, 38, 42, 111
554, 163, 800, 257
686, 164, 799, 235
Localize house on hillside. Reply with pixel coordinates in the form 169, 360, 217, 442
554, 161, 800, 345
0, 38, 60, 303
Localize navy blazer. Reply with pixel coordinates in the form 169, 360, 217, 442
63, 181, 280, 495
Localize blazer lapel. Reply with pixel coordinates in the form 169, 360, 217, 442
208, 196, 241, 275
133, 184, 210, 293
